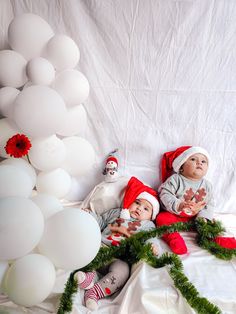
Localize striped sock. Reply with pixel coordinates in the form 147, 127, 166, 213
84, 283, 105, 310
76, 271, 96, 290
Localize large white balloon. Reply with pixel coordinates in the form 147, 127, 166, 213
28, 135, 66, 171
0, 165, 33, 198
38, 208, 101, 270
61, 136, 95, 176
13, 85, 67, 138
36, 168, 71, 199
53, 70, 90, 107
0, 197, 44, 260
4, 254, 55, 307
31, 193, 63, 220
0, 87, 20, 118
1, 158, 36, 189
46, 34, 80, 71
0, 118, 19, 158
8, 13, 54, 61
57, 104, 87, 136
26, 57, 55, 85
0, 50, 27, 88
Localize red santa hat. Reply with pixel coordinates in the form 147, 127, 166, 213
123, 176, 159, 220
106, 156, 118, 165
161, 146, 210, 182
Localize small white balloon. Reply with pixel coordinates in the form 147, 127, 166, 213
0, 118, 19, 158
8, 13, 54, 61
46, 34, 80, 71
1, 158, 36, 189
13, 85, 67, 138
62, 136, 95, 176
0, 197, 44, 260
26, 57, 55, 85
4, 254, 55, 307
0, 87, 20, 118
31, 193, 63, 220
38, 208, 101, 270
57, 104, 87, 136
28, 135, 66, 171
0, 50, 27, 88
53, 70, 90, 107
36, 168, 71, 199
0, 165, 33, 198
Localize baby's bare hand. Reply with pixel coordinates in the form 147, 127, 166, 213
109, 224, 131, 238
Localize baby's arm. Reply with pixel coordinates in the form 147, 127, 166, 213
196, 182, 214, 221
159, 175, 182, 214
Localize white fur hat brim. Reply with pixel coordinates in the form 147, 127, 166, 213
172, 146, 210, 173
137, 192, 159, 220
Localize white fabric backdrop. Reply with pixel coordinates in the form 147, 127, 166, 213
1, 1, 236, 313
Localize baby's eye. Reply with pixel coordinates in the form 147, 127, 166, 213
202, 160, 207, 163
135, 200, 140, 205
190, 158, 195, 161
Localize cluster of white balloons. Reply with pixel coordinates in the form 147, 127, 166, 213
0, 13, 101, 307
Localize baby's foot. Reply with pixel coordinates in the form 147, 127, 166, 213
84, 283, 105, 310
76, 271, 96, 290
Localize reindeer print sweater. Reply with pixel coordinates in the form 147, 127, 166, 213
92, 208, 156, 247
158, 174, 214, 221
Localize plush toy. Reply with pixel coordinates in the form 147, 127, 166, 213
103, 149, 119, 182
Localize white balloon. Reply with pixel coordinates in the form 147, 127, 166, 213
13, 85, 67, 138
0, 118, 20, 158
8, 13, 54, 61
57, 104, 87, 136
36, 168, 71, 199
64, 176, 92, 202
0, 165, 33, 198
53, 70, 90, 107
4, 254, 55, 307
31, 193, 63, 220
26, 57, 55, 85
1, 158, 36, 189
38, 208, 101, 270
0, 50, 27, 88
28, 135, 66, 171
0, 87, 20, 118
0, 197, 44, 260
46, 34, 80, 71
62, 136, 95, 176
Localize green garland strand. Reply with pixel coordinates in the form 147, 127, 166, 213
57, 219, 236, 314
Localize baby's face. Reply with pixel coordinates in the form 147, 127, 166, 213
129, 198, 152, 221
181, 153, 208, 181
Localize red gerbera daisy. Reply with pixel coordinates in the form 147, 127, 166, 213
5, 134, 32, 158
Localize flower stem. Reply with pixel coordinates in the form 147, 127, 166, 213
26, 154, 31, 164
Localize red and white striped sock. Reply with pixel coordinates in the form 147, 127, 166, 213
76, 271, 96, 290
84, 283, 105, 310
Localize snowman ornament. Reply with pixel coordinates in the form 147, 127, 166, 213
103, 155, 119, 182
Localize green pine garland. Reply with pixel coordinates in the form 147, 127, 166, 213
57, 219, 236, 314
